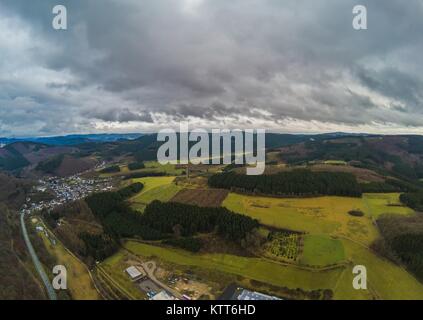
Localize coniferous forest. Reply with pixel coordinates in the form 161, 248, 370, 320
85, 184, 259, 246
376, 214, 423, 281
208, 170, 362, 197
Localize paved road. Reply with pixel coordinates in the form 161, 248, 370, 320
20, 212, 57, 300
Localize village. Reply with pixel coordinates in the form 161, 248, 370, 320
19, 174, 113, 215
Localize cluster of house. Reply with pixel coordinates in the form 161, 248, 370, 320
20, 175, 113, 215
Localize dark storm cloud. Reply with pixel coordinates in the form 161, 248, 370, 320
355, 67, 423, 111
1, 0, 423, 135
83, 108, 153, 123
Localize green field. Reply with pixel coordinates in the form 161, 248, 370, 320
124, 241, 343, 293
129, 176, 180, 211
223, 193, 414, 245
143, 161, 185, 175
335, 239, 423, 300
362, 193, 414, 217
122, 241, 423, 299
119, 184, 423, 299
100, 161, 184, 177
220, 192, 423, 299
301, 235, 345, 266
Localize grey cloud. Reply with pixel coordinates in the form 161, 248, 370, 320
83, 108, 153, 123
1, 0, 423, 135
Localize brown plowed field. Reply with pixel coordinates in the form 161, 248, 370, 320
170, 188, 229, 207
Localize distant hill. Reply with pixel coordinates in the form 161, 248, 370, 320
277, 135, 423, 181
3, 132, 423, 184
0, 133, 144, 146
0, 142, 76, 171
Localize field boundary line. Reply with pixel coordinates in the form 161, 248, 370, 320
97, 266, 136, 300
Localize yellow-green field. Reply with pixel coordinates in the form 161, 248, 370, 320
335, 239, 423, 300
223, 193, 414, 245
301, 235, 345, 266
362, 193, 414, 217
219, 192, 423, 299
129, 176, 179, 211
131, 176, 176, 193
39, 231, 100, 300
100, 161, 184, 177
124, 241, 343, 293
123, 241, 423, 299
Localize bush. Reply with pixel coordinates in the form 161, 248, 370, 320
123, 171, 167, 180
400, 192, 423, 211
348, 210, 364, 217
163, 237, 202, 252
128, 162, 145, 171
100, 165, 120, 174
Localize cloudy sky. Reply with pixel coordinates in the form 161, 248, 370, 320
1, 0, 423, 136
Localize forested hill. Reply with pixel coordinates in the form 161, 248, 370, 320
278, 135, 423, 181
208, 170, 362, 197
0, 173, 32, 208
0, 174, 46, 299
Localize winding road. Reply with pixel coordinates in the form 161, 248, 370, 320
20, 212, 57, 300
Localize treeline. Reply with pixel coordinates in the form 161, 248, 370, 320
79, 233, 119, 261
0, 204, 45, 299
208, 170, 362, 197
85, 183, 163, 240
162, 237, 203, 252
86, 185, 258, 242
123, 171, 167, 180
375, 214, 423, 282
100, 165, 120, 174
143, 201, 259, 243
359, 178, 421, 193
128, 161, 145, 171
84, 184, 259, 260
400, 192, 423, 211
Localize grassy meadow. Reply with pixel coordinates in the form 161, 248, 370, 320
300, 235, 345, 266
223, 193, 414, 245
38, 230, 100, 300
124, 241, 343, 293
122, 240, 423, 299
129, 176, 180, 211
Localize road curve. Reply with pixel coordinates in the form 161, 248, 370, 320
20, 212, 57, 300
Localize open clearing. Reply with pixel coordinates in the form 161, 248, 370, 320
335, 239, 423, 300
362, 193, 414, 217
39, 230, 100, 300
129, 176, 179, 211
170, 188, 229, 207
220, 192, 423, 299
223, 193, 414, 245
101, 161, 184, 178
300, 235, 345, 266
